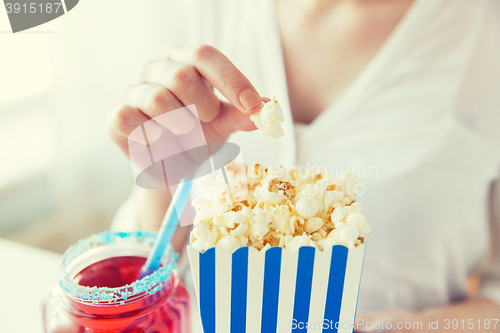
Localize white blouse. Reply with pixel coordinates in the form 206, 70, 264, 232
112, 0, 500, 313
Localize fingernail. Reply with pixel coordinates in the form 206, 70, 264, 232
142, 120, 164, 143
239, 89, 261, 110
128, 126, 148, 146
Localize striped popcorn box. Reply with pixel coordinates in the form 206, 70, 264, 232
187, 244, 365, 333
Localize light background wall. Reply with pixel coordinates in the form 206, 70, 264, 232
0, 0, 178, 252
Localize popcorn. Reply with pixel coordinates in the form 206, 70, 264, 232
296, 197, 319, 219
246, 163, 265, 186
344, 206, 358, 216
311, 232, 323, 242
216, 236, 240, 252
317, 238, 336, 250
250, 223, 269, 240
328, 226, 360, 249
270, 205, 294, 234
191, 163, 371, 253
197, 204, 231, 222
213, 211, 247, 229
252, 207, 272, 226
230, 222, 249, 236
337, 171, 358, 203
192, 240, 215, 252
250, 99, 285, 139
237, 235, 249, 247
331, 206, 346, 223
346, 213, 371, 237
192, 227, 220, 245
218, 227, 230, 237
285, 234, 316, 253
304, 217, 323, 233
254, 177, 287, 204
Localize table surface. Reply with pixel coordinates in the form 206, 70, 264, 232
0, 238, 203, 333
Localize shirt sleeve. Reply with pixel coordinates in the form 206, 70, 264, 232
477, 174, 500, 307
454, 0, 500, 153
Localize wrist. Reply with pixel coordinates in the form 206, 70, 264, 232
138, 188, 172, 232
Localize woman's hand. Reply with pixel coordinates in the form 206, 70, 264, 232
354, 309, 425, 333
107, 44, 262, 158
354, 298, 500, 333
106, 44, 263, 236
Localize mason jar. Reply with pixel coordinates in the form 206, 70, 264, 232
42, 230, 190, 333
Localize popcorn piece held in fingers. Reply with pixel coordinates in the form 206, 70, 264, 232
250, 98, 285, 139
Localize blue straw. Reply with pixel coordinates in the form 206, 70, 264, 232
138, 178, 193, 279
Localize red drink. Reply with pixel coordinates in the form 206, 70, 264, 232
75, 256, 148, 288
43, 231, 190, 333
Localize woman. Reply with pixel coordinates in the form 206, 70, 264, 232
107, 0, 500, 331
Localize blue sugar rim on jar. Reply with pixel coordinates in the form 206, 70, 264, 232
58, 230, 178, 305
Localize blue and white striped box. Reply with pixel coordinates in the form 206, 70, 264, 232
187, 243, 366, 333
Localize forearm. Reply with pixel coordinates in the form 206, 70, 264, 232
137, 188, 191, 253
422, 298, 500, 332
356, 297, 500, 332
138, 188, 171, 231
